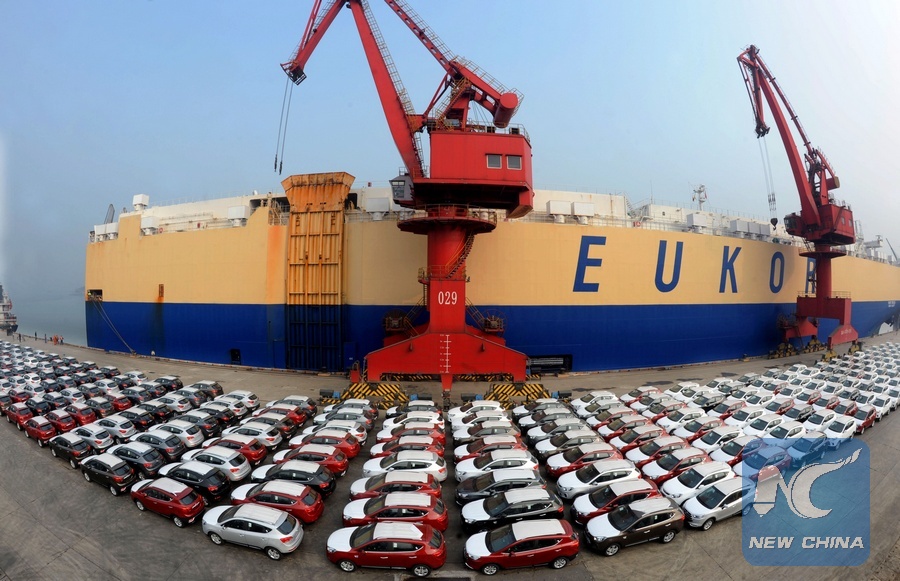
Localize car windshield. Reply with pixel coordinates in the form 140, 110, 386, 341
350, 524, 376, 548
606, 418, 627, 431
549, 433, 569, 446
731, 409, 753, 422
626, 388, 644, 398
712, 402, 731, 414
791, 438, 819, 452
874, 398, 888, 408
473, 473, 497, 490
588, 485, 617, 507
484, 494, 511, 516
180, 491, 199, 505
574, 463, 600, 482
696, 485, 727, 509
768, 426, 792, 439
677, 468, 704, 488
700, 430, 722, 445
748, 418, 770, 431
217, 506, 239, 523
473, 455, 497, 469
657, 453, 681, 470
364, 496, 387, 513
619, 429, 642, 444
682, 420, 703, 433
608, 505, 640, 531
562, 447, 587, 462
834, 404, 852, 415
486, 524, 517, 553
637, 440, 662, 456
853, 409, 870, 420
719, 439, 744, 457
648, 402, 669, 414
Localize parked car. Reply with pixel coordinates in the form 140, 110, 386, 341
556, 459, 641, 500
156, 419, 205, 449
81, 452, 138, 496
130, 476, 205, 527
72, 422, 115, 452
641, 447, 710, 485
361, 451, 447, 482
45, 409, 76, 433
460, 487, 564, 533
202, 504, 303, 560
202, 434, 268, 466
182, 445, 252, 481
660, 461, 736, 505
249, 459, 336, 497
463, 519, 579, 575
108, 441, 167, 479
572, 478, 661, 525
786, 431, 828, 466
130, 429, 188, 462
455, 449, 539, 482
583, 497, 684, 556
95, 414, 139, 443
49, 432, 96, 468
453, 435, 524, 462
5, 402, 34, 430
273, 444, 349, 476
625, 435, 688, 469
343, 492, 449, 531
23, 415, 57, 446
852, 404, 877, 434
709, 435, 758, 467
289, 429, 360, 459
231, 480, 325, 524
455, 469, 545, 506
681, 476, 749, 530
348, 471, 442, 501
325, 522, 445, 577
369, 436, 446, 459
159, 460, 233, 504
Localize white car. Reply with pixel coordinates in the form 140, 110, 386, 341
656, 407, 705, 432
624, 435, 685, 465
452, 409, 512, 431
663, 382, 700, 400
156, 419, 205, 448
384, 400, 438, 418
360, 450, 447, 481
742, 414, 785, 438
322, 398, 374, 415
534, 428, 601, 458
370, 436, 442, 458
660, 461, 735, 505
304, 419, 368, 444
570, 390, 618, 410
517, 407, 575, 429
156, 394, 192, 413
447, 400, 505, 423
766, 420, 806, 447
182, 445, 251, 481
704, 378, 732, 391
709, 434, 757, 466
629, 393, 668, 414
786, 431, 828, 466
95, 414, 139, 443
224, 421, 284, 449
555, 458, 640, 500
734, 445, 789, 479
692, 425, 742, 454
454, 449, 538, 482
871, 396, 892, 420
584, 406, 632, 429
382, 411, 444, 431
217, 390, 260, 412
620, 386, 661, 406
744, 392, 775, 407
452, 435, 523, 462
511, 398, 563, 419
724, 405, 766, 429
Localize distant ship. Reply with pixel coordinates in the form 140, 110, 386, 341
0, 284, 18, 334
83, 172, 900, 375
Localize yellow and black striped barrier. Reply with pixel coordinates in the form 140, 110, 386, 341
483, 383, 550, 408
328, 382, 410, 409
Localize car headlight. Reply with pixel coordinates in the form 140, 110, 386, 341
592, 536, 607, 543
670, 492, 682, 498
326, 546, 336, 553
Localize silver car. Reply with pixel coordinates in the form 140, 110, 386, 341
157, 419, 206, 448
182, 445, 251, 481
681, 477, 749, 530
202, 503, 303, 560
96, 414, 139, 443
72, 422, 115, 451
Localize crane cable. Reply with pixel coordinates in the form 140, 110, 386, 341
274, 77, 294, 175
757, 136, 778, 225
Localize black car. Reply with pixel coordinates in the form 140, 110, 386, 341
119, 408, 156, 431
88, 369, 107, 383
160, 460, 232, 503
692, 393, 727, 412
81, 453, 138, 496
49, 433, 96, 469
41, 392, 67, 410
78, 384, 104, 399
156, 376, 184, 392
190, 381, 224, 399
246, 414, 297, 438
0, 393, 13, 414
139, 382, 166, 398
174, 387, 209, 408
177, 411, 222, 438
108, 442, 167, 479
275, 396, 317, 418
784, 403, 815, 423
132, 430, 188, 462
200, 403, 237, 427
99, 366, 120, 379
250, 460, 336, 497
136, 401, 175, 423
85, 397, 115, 418
122, 387, 153, 405
455, 470, 545, 505
25, 397, 53, 416
461, 488, 565, 533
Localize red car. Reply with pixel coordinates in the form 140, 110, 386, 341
833, 400, 859, 418
453, 435, 525, 462
255, 404, 307, 427
589, 407, 633, 431
853, 404, 877, 434
23, 415, 57, 446
641, 447, 711, 485
708, 398, 745, 420
108, 394, 133, 412
64, 403, 98, 426
6, 403, 34, 430
130, 477, 205, 527
610, 424, 667, 453
203, 434, 268, 466
644, 400, 686, 423
291, 429, 361, 459
625, 435, 689, 469
274, 444, 349, 476
764, 397, 794, 415
231, 480, 325, 524
545, 442, 622, 478
348, 471, 442, 501
672, 417, 725, 443
342, 492, 449, 531
598, 415, 650, 442
371, 436, 446, 459
8, 389, 30, 404
572, 478, 662, 525
325, 522, 446, 577
463, 519, 579, 575
815, 394, 840, 410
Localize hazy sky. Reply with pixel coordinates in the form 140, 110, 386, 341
2, 1, 899, 328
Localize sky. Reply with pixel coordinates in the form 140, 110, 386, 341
2, 0, 899, 343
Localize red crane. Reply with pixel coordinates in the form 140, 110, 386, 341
737, 44, 858, 349
282, 0, 533, 392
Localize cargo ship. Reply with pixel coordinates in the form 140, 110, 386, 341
0, 285, 18, 335
84, 172, 900, 374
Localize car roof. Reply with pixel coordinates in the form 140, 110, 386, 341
629, 497, 676, 514
395, 450, 439, 462
116, 441, 153, 454
776, 420, 804, 430
178, 460, 217, 474
383, 471, 430, 484
485, 449, 532, 460
690, 461, 731, 475
480, 435, 520, 445
296, 444, 336, 455
384, 492, 433, 507
312, 429, 352, 439
202, 445, 241, 459
218, 434, 257, 445
610, 479, 655, 494
152, 477, 191, 496
233, 504, 284, 525
371, 521, 424, 540
589, 458, 633, 471
490, 468, 540, 481
92, 453, 126, 468
754, 446, 788, 459
260, 480, 308, 496
670, 447, 705, 459
55, 432, 82, 445
504, 488, 552, 503
279, 460, 320, 472
30, 415, 51, 426
511, 519, 566, 539
391, 436, 437, 445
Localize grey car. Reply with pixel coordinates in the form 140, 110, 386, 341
680, 477, 749, 531
201, 504, 303, 560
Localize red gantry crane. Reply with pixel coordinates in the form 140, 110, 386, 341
282, 0, 533, 392
737, 44, 858, 350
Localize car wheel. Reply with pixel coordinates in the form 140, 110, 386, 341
51, 448, 58, 457
410, 564, 431, 577
338, 560, 356, 572
16, 423, 22, 431
69, 458, 78, 469
480, 563, 500, 576
38, 439, 45, 448
24, 430, 29, 439
265, 547, 282, 561
134, 500, 146, 511
859, 426, 865, 435
173, 516, 185, 528
603, 543, 621, 557
701, 518, 715, 531
550, 556, 569, 569
83, 471, 91, 482
742, 504, 753, 516
208, 532, 224, 545
109, 485, 119, 496
6, 415, 10, 423
661, 530, 677, 544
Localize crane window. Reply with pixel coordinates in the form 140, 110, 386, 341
507, 155, 522, 170
486, 154, 502, 169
